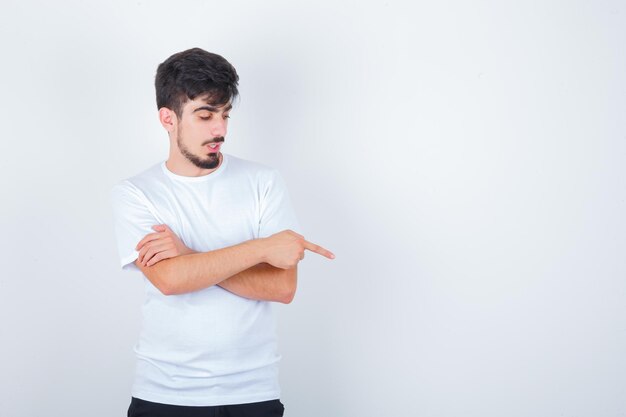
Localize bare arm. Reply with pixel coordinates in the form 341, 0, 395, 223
218, 264, 298, 304
135, 237, 266, 296
135, 225, 332, 299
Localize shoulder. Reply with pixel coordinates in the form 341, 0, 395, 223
225, 154, 281, 183
226, 154, 276, 174
110, 162, 165, 202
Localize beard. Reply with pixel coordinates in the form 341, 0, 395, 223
177, 131, 224, 170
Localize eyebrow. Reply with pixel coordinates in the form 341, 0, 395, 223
193, 103, 233, 113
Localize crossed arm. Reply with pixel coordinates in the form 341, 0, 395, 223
134, 225, 333, 303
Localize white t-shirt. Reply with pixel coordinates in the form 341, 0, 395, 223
110, 154, 299, 406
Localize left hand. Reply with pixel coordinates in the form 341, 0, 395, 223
136, 224, 195, 267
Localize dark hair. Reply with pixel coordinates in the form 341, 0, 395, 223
155, 48, 239, 117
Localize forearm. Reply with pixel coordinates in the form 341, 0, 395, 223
218, 264, 297, 303
136, 228, 330, 297
139, 239, 266, 295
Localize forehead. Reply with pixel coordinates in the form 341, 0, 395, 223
183, 96, 232, 113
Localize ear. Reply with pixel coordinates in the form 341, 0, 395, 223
158, 107, 177, 133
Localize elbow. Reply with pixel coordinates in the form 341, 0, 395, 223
137, 260, 178, 296
151, 274, 178, 296
278, 288, 296, 304
158, 281, 178, 296
154, 268, 180, 296
277, 267, 297, 304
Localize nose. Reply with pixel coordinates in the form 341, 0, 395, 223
210, 117, 227, 138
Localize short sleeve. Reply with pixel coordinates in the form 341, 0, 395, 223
258, 170, 301, 238
110, 181, 162, 271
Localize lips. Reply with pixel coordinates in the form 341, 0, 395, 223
206, 143, 222, 153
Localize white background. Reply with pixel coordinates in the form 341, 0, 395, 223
1, 1, 625, 416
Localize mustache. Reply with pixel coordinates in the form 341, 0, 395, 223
202, 137, 225, 146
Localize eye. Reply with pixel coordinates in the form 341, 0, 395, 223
224, 114, 231, 119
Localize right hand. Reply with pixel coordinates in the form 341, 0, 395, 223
261, 230, 335, 269
136, 224, 196, 267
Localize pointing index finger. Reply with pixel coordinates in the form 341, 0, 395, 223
303, 240, 335, 259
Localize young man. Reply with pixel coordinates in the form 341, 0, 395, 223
111, 48, 333, 417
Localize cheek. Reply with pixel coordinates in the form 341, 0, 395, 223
183, 124, 205, 141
